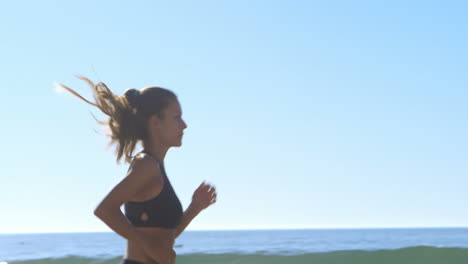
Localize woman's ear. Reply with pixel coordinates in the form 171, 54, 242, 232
149, 114, 162, 129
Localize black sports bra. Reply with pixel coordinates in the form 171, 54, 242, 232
124, 150, 183, 229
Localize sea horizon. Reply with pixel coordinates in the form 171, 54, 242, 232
2, 226, 468, 235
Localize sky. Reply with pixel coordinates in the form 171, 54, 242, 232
0, 0, 467, 234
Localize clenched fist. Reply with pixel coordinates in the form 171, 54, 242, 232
191, 181, 217, 211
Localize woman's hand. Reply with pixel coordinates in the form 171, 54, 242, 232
191, 181, 217, 211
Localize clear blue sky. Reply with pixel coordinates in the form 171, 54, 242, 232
0, 0, 467, 233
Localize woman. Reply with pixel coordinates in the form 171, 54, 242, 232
59, 76, 217, 264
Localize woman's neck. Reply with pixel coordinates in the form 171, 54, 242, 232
142, 141, 169, 166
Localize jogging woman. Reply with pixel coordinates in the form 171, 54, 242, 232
59, 77, 217, 264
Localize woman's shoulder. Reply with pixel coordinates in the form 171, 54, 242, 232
127, 152, 163, 183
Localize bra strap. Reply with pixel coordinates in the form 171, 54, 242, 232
141, 150, 163, 168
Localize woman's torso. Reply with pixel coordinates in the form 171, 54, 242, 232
123, 151, 183, 263
125, 227, 176, 264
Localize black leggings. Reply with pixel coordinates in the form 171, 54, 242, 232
119, 259, 145, 264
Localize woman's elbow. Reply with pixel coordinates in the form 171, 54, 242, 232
94, 203, 120, 219
94, 205, 106, 218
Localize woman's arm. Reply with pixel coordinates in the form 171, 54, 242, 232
175, 182, 217, 239
94, 156, 161, 243
174, 203, 203, 238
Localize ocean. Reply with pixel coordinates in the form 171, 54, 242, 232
1, 228, 468, 264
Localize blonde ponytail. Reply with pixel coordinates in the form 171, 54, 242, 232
58, 76, 177, 164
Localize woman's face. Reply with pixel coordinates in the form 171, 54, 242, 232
154, 99, 187, 147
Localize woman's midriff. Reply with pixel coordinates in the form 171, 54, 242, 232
125, 226, 176, 264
